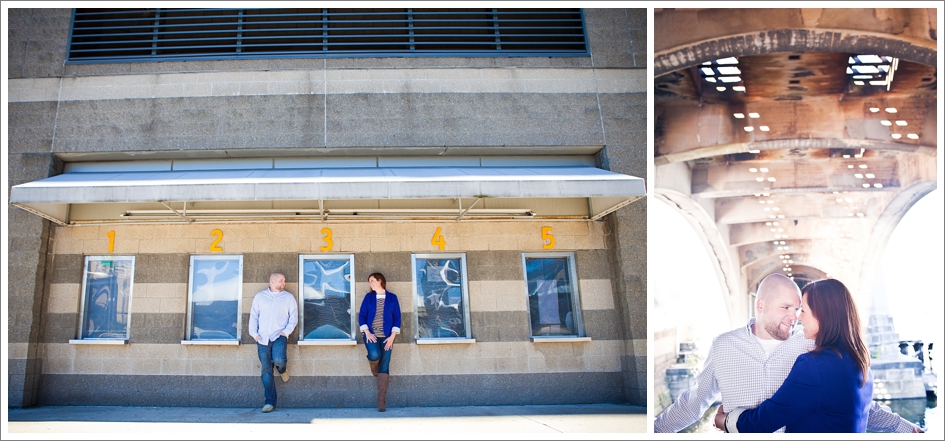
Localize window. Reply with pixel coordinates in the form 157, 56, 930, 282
186, 255, 243, 343
76, 256, 135, 342
298, 254, 356, 343
522, 252, 585, 339
412, 254, 473, 342
68, 8, 588, 63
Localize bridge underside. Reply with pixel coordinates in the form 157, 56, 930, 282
654, 8, 938, 326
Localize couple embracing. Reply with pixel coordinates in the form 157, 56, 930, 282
655, 274, 923, 433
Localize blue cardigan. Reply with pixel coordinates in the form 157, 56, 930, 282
358, 292, 402, 338
736, 346, 873, 433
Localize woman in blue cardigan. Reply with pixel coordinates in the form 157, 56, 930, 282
716, 278, 873, 432
358, 272, 401, 412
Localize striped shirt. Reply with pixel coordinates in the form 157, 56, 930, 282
359, 293, 401, 336
654, 318, 917, 433
372, 296, 386, 338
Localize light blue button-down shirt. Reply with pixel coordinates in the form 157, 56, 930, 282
248, 288, 298, 345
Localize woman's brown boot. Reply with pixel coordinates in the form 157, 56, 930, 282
377, 373, 390, 412
369, 360, 379, 377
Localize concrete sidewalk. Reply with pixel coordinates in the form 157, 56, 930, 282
7, 403, 647, 437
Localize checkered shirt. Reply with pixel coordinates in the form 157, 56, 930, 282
654, 318, 917, 433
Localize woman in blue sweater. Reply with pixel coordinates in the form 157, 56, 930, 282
358, 272, 402, 412
717, 278, 873, 432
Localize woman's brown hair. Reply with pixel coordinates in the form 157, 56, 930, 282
368, 272, 387, 289
802, 278, 870, 386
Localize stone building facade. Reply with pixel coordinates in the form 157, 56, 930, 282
7, 8, 647, 408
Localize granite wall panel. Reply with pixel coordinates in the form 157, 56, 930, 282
38, 371, 624, 407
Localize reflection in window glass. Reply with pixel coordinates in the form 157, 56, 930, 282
524, 254, 581, 337
188, 255, 243, 340
413, 255, 469, 339
299, 255, 355, 340
80, 256, 135, 339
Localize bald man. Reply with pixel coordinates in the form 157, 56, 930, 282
249, 272, 298, 413
654, 274, 918, 433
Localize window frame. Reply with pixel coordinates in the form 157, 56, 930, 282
74, 255, 136, 343
411, 253, 474, 344
297, 253, 357, 345
521, 251, 586, 340
185, 254, 244, 344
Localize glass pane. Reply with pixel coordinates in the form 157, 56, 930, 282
301, 258, 353, 339
81, 258, 133, 339
190, 258, 241, 340
525, 257, 575, 336
415, 258, 466, 338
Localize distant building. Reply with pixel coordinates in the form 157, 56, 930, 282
867, 271, 927, 400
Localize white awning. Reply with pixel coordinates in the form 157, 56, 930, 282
10, 166, 645, 225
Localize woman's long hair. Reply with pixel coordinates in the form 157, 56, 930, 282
368, 272, 387, 290
802, 278, 870, 385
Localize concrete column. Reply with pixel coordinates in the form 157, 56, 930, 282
8, 96, 63, 407
7, 152, 61, 407
603, 202, 648, 405
7, 9, 72, 406
597, 88, 647, 405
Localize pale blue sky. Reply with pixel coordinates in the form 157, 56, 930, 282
879, 189, 944, 374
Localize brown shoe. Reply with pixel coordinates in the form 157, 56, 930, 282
369, 360, 379, 377
377, 373, 389, 412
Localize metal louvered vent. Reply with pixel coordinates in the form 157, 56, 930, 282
68, 8, 588, 63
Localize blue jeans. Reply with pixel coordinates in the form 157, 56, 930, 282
257, 335, 287, 406
365, 339, 393, 374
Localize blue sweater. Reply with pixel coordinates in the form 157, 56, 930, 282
736, 346, 873, 433
358, 292, 402, 338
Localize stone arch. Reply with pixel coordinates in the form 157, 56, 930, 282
654, 188, 743, 327
656, 137, 937, 167
654, 6, 938, 340
655, 28, 937, 76
747, 263, 828, 295
855, 180, 938, 312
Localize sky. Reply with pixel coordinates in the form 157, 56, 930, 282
879, 189, 944, 374
649, 199, 729, 360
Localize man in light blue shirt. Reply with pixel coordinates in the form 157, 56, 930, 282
248, 272, 298, 413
